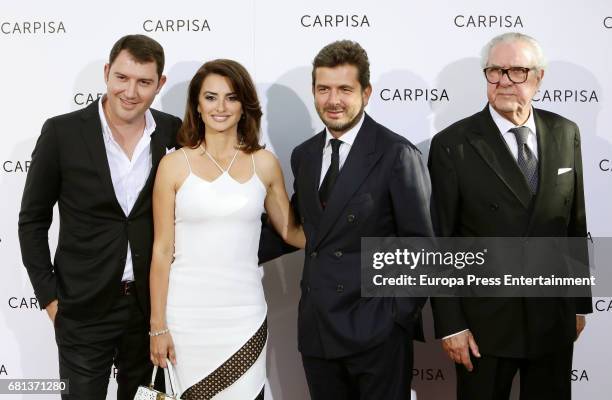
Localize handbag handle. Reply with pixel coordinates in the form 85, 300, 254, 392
150, 359, 180, 398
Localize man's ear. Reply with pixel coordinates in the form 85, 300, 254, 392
362, 84, 373, 107
156, 74, 167, 94
103, 63, 110, 83
535, 69, 545, 88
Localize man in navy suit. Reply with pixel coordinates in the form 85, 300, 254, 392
290, 40, 434, 400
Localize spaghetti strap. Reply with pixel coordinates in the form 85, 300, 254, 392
180, 148, 192, 173
251, 153, 256, 176
226, 150, 240, 174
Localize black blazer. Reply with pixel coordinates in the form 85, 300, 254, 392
428, 105, 592, 358
18, 100, 181, 320
291, 113, 434, 358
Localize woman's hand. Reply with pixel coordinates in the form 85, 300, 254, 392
150, 331, 177, 367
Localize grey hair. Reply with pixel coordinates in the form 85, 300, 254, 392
481, 32, 547, 71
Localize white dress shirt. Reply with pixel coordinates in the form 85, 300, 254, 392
98, 97, 155, 282
489, 104, 538, 161
319, 113, 365, 186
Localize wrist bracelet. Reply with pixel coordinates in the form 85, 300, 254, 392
149, 328, 169, 337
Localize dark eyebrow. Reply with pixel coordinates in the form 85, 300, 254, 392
204, 91, 237, 96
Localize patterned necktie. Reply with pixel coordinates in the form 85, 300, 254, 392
510, 126, 538, 194
319, 138, 342, 208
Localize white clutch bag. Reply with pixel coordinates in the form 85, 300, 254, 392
134, 360, 181, 400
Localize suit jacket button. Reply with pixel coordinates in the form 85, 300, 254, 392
490, 203, 499, 211
307, 286, 311, 293
334, 250, 343, 258
347, 214, 356, 223
301, 216, 305, 224
336, 284, 344, 293
310, 251, 318, 258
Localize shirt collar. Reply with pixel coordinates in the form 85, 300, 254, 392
324, 112, 365, 148
488, 104, 536, 136
98, 95, 156, 141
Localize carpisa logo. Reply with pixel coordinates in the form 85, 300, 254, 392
300, 14, 370, 28
143, 19, 210, 32
8, 297, 40, 309
1, 21, 66, 34
74, 92, 104, 106
3, 160, 30, 173
532, 89, 598, 103
454, 15, 523, 28
571, 369, 589, 382
380, 88, 449, 102
595, 298, 612, 311
412, 368, 445, 381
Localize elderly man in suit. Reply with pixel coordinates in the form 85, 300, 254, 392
428, 32, 592, 400
18, 35, 181, 399
290, 40, 434, 400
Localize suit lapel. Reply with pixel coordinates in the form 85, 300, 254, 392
313, 114, 380, 248
466, 106, 533, 209
527, 109, 558, 230
80, 100, 124, 215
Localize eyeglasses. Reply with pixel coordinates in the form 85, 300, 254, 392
483, 67, 534, 84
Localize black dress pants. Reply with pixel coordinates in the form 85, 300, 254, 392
456, 344, 574, 400
301, 324, 414, 400
54, 286, 160, 400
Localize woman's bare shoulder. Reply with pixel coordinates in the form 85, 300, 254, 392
252, 148, 281, 170
158, 147, 194, 182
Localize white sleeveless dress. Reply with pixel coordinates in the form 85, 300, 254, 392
166, 148, 268, 399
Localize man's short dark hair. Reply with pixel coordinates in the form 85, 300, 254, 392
312, 40, 370, 90
108, 34, 165, 78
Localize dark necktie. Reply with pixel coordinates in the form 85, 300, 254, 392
510, 126, 538, 194
319, 138, 342, 208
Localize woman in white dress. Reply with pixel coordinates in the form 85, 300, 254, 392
148, 59, 305, 399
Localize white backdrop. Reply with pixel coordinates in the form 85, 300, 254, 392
1, 0, 611, 399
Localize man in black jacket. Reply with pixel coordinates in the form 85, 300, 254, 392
291, 40, 434, 400
18, 35, 181, 399
428, 32, 592, 400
